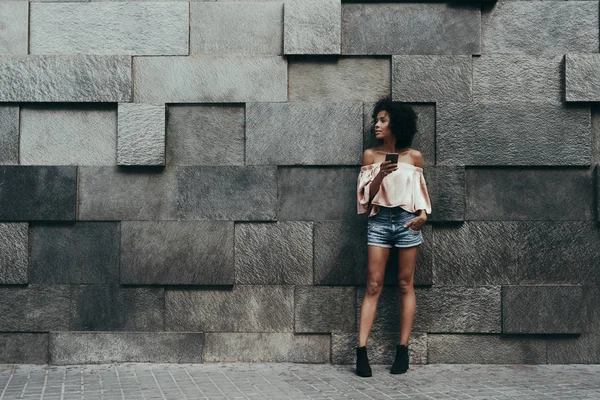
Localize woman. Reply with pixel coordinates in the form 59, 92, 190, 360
355, 97, 432, 377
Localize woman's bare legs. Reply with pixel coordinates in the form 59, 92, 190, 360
397, 245, 419, 346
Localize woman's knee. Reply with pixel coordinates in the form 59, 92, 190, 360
366, 277, 384, 297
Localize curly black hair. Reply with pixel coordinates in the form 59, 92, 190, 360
370, 97, 418, 150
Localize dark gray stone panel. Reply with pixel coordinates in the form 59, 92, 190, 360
424, 166, 465, 222
294, 286, 355, 333
566, 54, 600, 102
594, 112, 600, 166
0, 285, 70, 332
331, 332, 427, 365
0, 106, 19, 164
0, 333, 48, 364
0, 223, 28, 285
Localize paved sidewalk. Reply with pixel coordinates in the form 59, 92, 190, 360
0, 363, 599, 400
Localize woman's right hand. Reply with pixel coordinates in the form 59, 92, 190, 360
378, 160, 397, 177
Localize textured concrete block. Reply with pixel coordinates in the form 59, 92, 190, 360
133, 56, 287, 103
392, 56, 472, 102
204, 333, 329, 363
0, 285, 70, 331
0, 223, 28, 285
424, 166, 465, 222
49, 332, 204, 365
331, 332, 427, 365
0, 334, 48, 364
594, 111, 600, 166
294, 286, 355, 333
0, 166, 77, 221
191, 2, 282, 55
284, 0, 340, 55
165, 286, 294, 332
566, 54, 600, 102
30, 222, 120, 284
0, 106, 19, 164
342, 4, 480, 55
0, 2, 28, 55
235, 221, 312, 285
246, 102, 363, 165
436, 102, 591, 166
428, 334, 547, 364
0, 55, 132, 102
70, 285, 164, 331
30, 2, 188, 55
502, 285, 583, 334
166, 104, 244, 166
121, 221, 234, 285
482, 2, 598, 55
117, 103, 165, 166
20, 105, 117, 166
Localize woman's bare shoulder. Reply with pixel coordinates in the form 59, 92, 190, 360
362, 149, 377, 166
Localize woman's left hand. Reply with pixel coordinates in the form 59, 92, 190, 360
404, 215, 427, 231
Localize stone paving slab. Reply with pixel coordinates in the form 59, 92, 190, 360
0, 363, 599, 399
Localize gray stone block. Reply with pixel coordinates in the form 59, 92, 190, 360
0, 166, 77, 221
0, 2, 28, 55
30, 222, 120, 284
70, 285, 164, 331
20, 105, 117, 166
246, 102, 363, 165
204, 333, 330, 363
482, 2, 598, 55
424, 166, 465, 222
392, 56, 472, 103
165, 286, 294, 332
49, 332, 204, 365
120, 221, 234, 285
284, 0, 340, 55
436, 102, 591, 166
166, 104, 245, 166
342, 4, 480, 55
0, 55, 132, 102
191, 2, 282, 55
0, 106, 19, 164
0, 223, 28, 285
331, 332, 427, 365
566, 54, 600, 102
428, 334, 547, 364
133, 56, 287, 103
0, 334, 48, 364
30, 2, 188, 55
289, 57, 389, 102
594, 111, 600, 166
235, 221, 312, 285
294, 286, 355, 333
502, 285, 583, 334
117, 103, 165, 166
0, 285, 70, 331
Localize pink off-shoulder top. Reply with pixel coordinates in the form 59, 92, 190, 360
357, 161, 432, 217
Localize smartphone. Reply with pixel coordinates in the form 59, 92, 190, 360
385, 153, 398, 163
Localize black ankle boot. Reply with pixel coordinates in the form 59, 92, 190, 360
356, 346, 372, 377
390, 344, 409, 374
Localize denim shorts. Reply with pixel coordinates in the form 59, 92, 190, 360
367, 206, 423, 248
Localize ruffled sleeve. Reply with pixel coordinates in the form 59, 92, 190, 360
357, 163, 379, 215
413, 169, 432, 214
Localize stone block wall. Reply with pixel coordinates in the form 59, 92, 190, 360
0, 0, 599, 365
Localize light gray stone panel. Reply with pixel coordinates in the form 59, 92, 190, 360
294, 286, 355, 333
424, 166, 465, 222
165, 286, 294, 332
235, 221, 313, 285
0, 106, 19, 165
289, 57, 389, 102
391, 56, 472, 102
246, 102, 363, 165
30, 2, 188, 55
120, 221, 234, 285
466, 168, 595, 221
70, 285, 164, 331
166, 104, 244, 166
284, 0, 340, 55
0, 223, 28, 285
0, 166, 77, 221
428, 334, 547, 364
481, 2, 598, 55
191, 2, 282, 55
30, 222, 120, 284
0, 334, 48, 364
49, 332, 204, 365
204, 333, 329, 363
133, 56, 287, 103
357, 286, 501, 333
502, 285, 583, 334
341, 4, 480, 55
436, 102, 591, 166
0, 2, 28, 55
566, 54, 600, 102
0, 55, 132, 102
117, 103, 165, 166
331, 332, 427, 365
0, 285, 70, 331
20, 105, 117, 166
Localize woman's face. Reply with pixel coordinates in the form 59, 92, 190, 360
374, 110, 391, 140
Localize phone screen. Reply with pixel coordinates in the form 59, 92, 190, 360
385, 153, 398, 163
